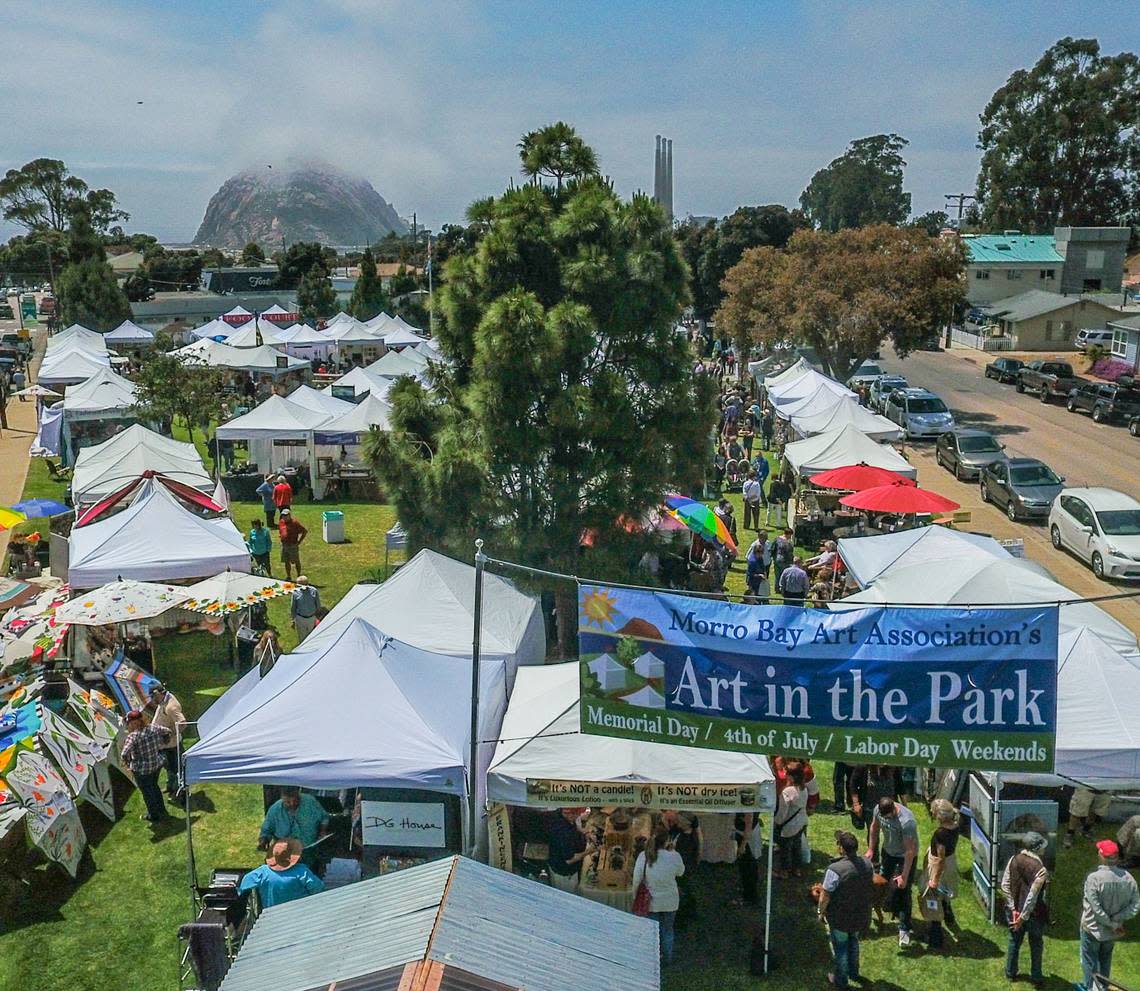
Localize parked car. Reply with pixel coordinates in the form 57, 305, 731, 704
935, 429, 1006, 480
1066, 381, 1140, 424
1016, 360, 1082, 403
1131, 414, 1140, 438
980, 458, 1064, 522
847, 362, 885, 389
1049, 487, 1140, 580
984, 357, 1024, 384
1073, 328, 1114, 351
869, 375, 908, 413
883, 387, 955, 439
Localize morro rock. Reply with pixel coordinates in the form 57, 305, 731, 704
193, 161, 407, 248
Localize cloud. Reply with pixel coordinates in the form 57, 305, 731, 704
3, 2, 1136, 240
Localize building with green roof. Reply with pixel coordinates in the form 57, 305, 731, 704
963, 226, 1128, 307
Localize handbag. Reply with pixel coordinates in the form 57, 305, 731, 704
632, 880, 651, 916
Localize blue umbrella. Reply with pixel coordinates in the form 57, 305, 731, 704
9, 498, 70, 519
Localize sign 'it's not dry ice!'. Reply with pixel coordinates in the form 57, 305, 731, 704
577, 585, 1058, 772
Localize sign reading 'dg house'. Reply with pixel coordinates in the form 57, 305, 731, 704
577, 585, 1058, 773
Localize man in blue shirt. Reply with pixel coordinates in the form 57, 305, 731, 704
256, 474, 277, 526
259, 787, 329, 861
239, 838, 324, 908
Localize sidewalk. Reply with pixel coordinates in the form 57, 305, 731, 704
0, 329, 46, 560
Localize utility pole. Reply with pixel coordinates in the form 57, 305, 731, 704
944, 193, 977, 225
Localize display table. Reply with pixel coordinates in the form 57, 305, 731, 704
575, 808, 651, 912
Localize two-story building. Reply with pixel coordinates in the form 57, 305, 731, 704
963, 226, 1130, 307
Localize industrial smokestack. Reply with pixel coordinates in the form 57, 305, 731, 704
654, 135, 662, 204
665, 139, 673, 222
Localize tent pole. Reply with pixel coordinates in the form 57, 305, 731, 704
763, 812, 775, 974
468, 538, 485, 857
182, 720, 197, 921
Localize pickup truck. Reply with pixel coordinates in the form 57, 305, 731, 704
1016, 360, 1083, 404
1066, 382, 1140, 423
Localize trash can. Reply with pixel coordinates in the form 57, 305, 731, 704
322, 510, 345, 544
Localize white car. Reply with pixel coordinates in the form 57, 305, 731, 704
1049, 487, 1140, 581
847, 362, 886, 389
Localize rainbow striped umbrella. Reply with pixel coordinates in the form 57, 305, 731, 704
663, 494, 737, 552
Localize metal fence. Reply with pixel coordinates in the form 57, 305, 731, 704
951, 327, 1014, 352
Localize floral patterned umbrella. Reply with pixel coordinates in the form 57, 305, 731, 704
54, 580, 192, 626
181, 571, 296, 617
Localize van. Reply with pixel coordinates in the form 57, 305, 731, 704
1073, 328, 1113, 351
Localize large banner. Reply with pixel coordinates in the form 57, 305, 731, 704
578, 585, 1058, 773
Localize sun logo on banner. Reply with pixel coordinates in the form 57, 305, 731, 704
580, 588, 619, 629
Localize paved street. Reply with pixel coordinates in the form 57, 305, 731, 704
879, 343, 1140, 635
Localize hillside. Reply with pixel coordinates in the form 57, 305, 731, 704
193, 161, 407, 247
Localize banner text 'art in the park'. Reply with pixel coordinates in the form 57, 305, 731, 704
577, 585, 1058, 773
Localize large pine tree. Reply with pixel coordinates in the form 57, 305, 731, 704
55, 205, 131, 330
365, 125, 715, 652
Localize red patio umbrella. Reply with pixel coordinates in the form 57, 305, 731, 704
839, 481, 959, 514
810, 463, 917, 492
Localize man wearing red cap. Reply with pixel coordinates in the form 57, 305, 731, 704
1078, 839, 1139, 991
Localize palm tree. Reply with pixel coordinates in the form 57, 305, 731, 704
518, 122, 600, 191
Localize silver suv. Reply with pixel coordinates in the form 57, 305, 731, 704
883, 388, 955, 439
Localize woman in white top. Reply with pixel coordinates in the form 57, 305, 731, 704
773, 764, 810, 879
632, 831, 686, 965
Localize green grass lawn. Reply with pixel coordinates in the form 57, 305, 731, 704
661, 772, 1139, 990
3, 449, 1138, 991
0, 479, 405, 991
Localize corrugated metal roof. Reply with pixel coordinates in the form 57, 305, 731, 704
429, 857, 658, 991
219, 858, 450, 991
220, 857, 659, 991
964, 234, 1063, 264
989, 290, 1124, 324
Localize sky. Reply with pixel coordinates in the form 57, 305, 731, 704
3, 1, 1139, 243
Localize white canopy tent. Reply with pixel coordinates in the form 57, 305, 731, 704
51, 325, 108, 353
834, 556, 1139, 656
67, 479, 249, 588
104, 320, 155, 346
61, 367, 136, 414
271, 323, 333, 357
790, 396, 903, 441
365, 348, 429, 380
760, 356, 810, 389
313, 393, 392, 438
413, 340, 445, 362
188, 341, 310, 375
381, 324, 428, 348
323, 366, 393, 401
190, 319, 234, 340
1007, 627, 1140, 788
185, 619, 508, 810
784, 424, 917, 479
362, 312, 395, 332
321, 318, 383, 347
293, 549, 546, 688
286, 384, 355, 418
215, 394, 331, 440
223, 321, 276, 348
768, 370, 855, 410
487, 662, 776, 809
37, 348, 110, 387
838, 526, 1009, 588
72, 424, 212, 505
